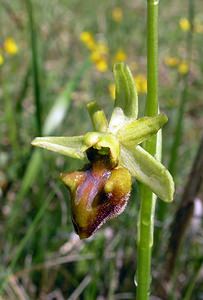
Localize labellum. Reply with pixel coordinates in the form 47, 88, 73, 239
61, 148, 132, 239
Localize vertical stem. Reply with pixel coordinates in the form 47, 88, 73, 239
26, 0, 42, 136
3, 84, 19, 153
145, 0, 159, 120
136, 1, 159, 300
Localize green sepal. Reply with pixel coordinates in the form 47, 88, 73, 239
113, 63, 138, 118
117, 114, 168, 147
120, 145, 174, 202
31, 136, 85, 159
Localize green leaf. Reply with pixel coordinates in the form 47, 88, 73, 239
113, 63, 138, 118
6, 150, 43, 230
31, 136, 85, 159
117, 114, 168, 147
120, 145, 174, 202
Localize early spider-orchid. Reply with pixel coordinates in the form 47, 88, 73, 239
31, 63, 174, 239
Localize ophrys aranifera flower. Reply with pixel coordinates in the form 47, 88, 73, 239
31, 63, 174, 239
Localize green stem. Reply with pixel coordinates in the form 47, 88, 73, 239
26, 0, 42, 136
136, 1, 159, 299
3, 83, 19, 153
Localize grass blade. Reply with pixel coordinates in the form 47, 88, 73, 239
165, 135, 203, 278
183, 258, 203, 300
0, 192, 54, 293
26, 0, 42, 136
155, 0, 195, 253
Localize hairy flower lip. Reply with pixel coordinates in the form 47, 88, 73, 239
71, 188, 131, 240
74, 191, 131, 239
61, 158, 132, 239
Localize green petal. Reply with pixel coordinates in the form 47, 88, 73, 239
31, 136, 85, 159
113, 63, 138, 118
120, 145, 174, 202
87, 101, 108, 132
117, 114, 168, 147
108, 107, 130, 134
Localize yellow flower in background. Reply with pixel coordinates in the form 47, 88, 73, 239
95, 59, 108, 72
0, 54, 4, 65
134, 74, 147, 94
3, 37, 18, 55
108, 83, 115, 100
179, 18, 203, 34
90, 42, 109, 73
80, 31, 96, 50
112, 7, 123, 23
80, 31, 109, 73
90, 43, 108, 62
96, 42, 108, 55
179, 18, 191, 32
164, 55, 189, 75
178, 62, 189, 75
164, 56, 180, 67
113, 49, 127, 63
90, 50, 101, 63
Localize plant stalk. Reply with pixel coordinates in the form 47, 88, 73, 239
26, 0, 42, 136
136, 1, 159, 299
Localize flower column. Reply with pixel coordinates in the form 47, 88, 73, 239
136, 1, 159, 300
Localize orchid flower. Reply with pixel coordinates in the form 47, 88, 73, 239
31, 63, 174, 239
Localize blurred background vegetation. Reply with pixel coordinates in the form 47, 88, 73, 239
0, 0, 203, 299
